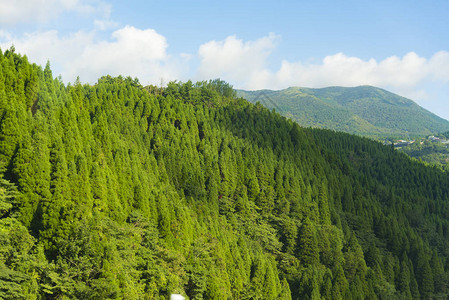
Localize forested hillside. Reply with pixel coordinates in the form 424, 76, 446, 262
238, 86, 449, 138
399, 139, 449, 171
2, 48, 449, 299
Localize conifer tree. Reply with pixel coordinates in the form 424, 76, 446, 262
298, 217, 319, 265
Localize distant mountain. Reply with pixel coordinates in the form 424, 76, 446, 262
238, 86, 449, 138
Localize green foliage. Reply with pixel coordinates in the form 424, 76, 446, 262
399, 139, 449, 169
1, 49, 449, 299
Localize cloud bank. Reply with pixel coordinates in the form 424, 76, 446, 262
1, 28, 448, 111
196, 35, 449, 100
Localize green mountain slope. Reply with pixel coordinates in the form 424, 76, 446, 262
238, 86, 449, 138
2, 49, 449, 299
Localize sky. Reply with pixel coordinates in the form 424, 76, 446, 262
1, 0, 449, 120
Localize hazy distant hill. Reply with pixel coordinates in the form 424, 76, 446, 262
238, 86, 449, 138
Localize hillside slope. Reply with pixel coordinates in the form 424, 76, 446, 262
1, 49, 449, 299
238, 86, 449, 138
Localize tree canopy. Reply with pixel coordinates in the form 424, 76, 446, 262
1, 48, 449, 299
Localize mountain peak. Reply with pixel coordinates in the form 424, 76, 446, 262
238, 86, 449, 138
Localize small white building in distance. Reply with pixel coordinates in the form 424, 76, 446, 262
171, 294, 185, 300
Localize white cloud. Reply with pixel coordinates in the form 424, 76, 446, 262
0, 0, 110, 25
0, 26, 185, 84
271, 52, 430, 90
197, 33, 279, 86
65, 25, 179, 83
271, 51, 449, 101
428, 51, 449, 83
196, 34, 449, 105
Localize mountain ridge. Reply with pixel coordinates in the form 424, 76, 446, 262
237, 85, 449, 138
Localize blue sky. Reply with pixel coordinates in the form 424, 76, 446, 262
1, 0, 449, 120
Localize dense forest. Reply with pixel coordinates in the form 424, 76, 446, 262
2, 48, 449, 299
